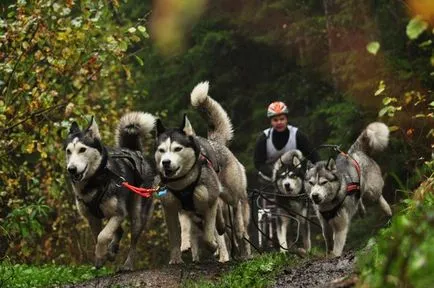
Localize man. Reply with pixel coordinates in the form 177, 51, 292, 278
254, 101, 319, 180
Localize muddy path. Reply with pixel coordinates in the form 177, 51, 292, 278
273, 252, 358, 288
64, 253, 357, 288
64, 262, 232, 288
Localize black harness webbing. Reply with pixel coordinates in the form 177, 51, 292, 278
77, 150, 146, 219
319, 186, 361, 221
162, 153, 214, 212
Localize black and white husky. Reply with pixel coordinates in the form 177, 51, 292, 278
272, 150, 311, 253
304, 122, 393, 257
155, 82, 251, 264
64, 112, 156, 270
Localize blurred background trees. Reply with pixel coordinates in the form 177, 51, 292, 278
0, 0, 432, 269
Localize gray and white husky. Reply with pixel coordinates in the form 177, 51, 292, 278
304, 122, 393, 257
64, 112, 156, 270
272, 150, 311, 253
155, 82, 251, 264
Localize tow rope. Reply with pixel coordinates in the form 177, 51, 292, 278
120, 182, 165, 198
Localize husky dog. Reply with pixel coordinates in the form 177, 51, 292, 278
304, 122, 393, 257
272, 150, 311, 253
155, 82, 251, 264
64, 112, 156, 270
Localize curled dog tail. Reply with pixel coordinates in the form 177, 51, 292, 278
115, 112, 156, 151
348, 122, 389, 155
190, 81, 233, 145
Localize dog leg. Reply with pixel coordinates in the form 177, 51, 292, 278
379, 195, 392, 217
108, 226, 123, 262
95, 215, 124, 269
358, 199, 366, 218
332, 225, 349, 257
215, 229, 229, 263
161, 193, 183, 264
320, 218, 334, 255
241, 199, 252, 258
300, 208, 311, 253
194, 185, 218, 253
180, 212, 191, 252
216, 200, 226, 235
190, 221, 200, 263
120, 196, 152, 271
87, 215, 102, 244
278, 216, 289, 252
77, 201, 102, 243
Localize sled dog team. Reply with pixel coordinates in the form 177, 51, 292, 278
64, 81, 392, 270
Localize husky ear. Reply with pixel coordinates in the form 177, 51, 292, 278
326, 158, 337, 171
85, 116, 101, 140
306, 161, 314, 170
181, 114, 195, 136
292, 155, 301, 167
156, 118, 165, 135
69, 121, 80, 135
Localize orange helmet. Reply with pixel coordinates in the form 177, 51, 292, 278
267, 101, 288, 118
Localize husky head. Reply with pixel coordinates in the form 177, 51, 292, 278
64, 117, 104, 182
275, 152, 305, 196
154, 115, 200, 179
304, 158, 341, 205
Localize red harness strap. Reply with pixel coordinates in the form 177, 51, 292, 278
121, 182, 159, 198
340, 152, 361, 193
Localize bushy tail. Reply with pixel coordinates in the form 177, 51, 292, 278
190, 81, 233, 145
348, 122, 389, 155
115, 112, 156, 151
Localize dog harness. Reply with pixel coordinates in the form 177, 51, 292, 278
77, 150, 156, 219
319, 153, 362, 221
264, 125, 298, 164
162, 153, 215, 212
76, 151, 109, 219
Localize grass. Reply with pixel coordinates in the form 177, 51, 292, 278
357, 174, 434, 287
182, 252, 300, 288
0, 260, 112, 288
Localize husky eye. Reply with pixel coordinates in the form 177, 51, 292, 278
66, 149, 71, 155
319, 180, 328, 185
158, 148, 165, 153
308, 180, 315, 186
78, 147, 87, 153
173, 147, 183, 152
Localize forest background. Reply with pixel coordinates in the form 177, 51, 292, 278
0, 0, 433, 271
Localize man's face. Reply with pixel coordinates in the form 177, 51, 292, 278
270, 114, 288, 132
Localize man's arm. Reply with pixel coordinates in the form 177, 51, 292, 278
296, 130, 320, 163
253, 133, 273, 177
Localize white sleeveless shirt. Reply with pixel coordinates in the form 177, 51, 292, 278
263, 125, 298, 164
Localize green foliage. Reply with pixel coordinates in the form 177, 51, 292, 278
183, 253, 296, 288
358, 170, 434, 287
406, 16, 429, 40
366, 41, 380, 55
0, 0, 168, 267
0, 259, 111, 288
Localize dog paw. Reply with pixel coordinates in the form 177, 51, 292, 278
204, 240, 218, 253
94, 257, 106, 269
181, 243, 191, 253
169, 258, 184, 265
117, 264, 134, 273
218, 254, 230, 263
327, 252, 341, 259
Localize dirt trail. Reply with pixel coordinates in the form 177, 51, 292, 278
273, 252, 357, 288
64, 262, 232, 288
65, 253, 357, 288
